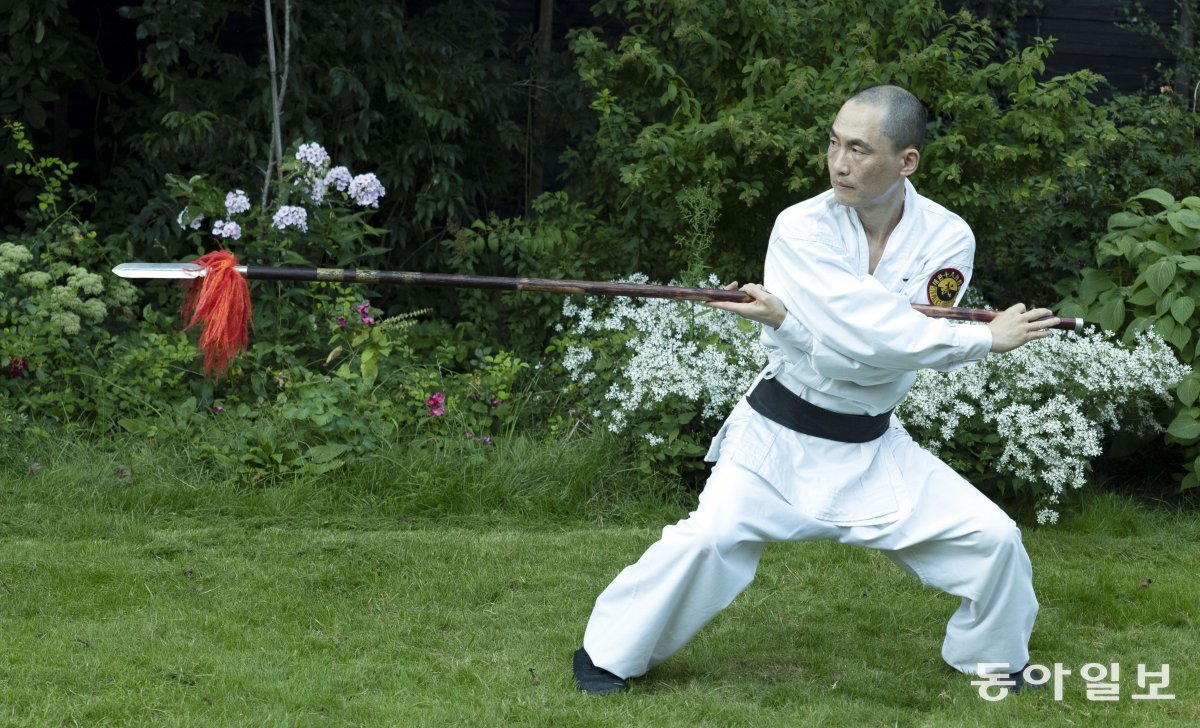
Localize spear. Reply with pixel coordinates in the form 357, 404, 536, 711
113, 251, 1083, 376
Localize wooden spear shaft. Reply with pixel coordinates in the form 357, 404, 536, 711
112, 262, 1085, 332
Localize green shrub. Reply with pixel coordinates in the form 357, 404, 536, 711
544, 0, 1199, 306
97, 0, 532, 276
436, 193, 612, 356
0, 121, 146, 421
1058, 188, 1200, 489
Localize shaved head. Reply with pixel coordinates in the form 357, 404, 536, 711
845, 85, 927, 153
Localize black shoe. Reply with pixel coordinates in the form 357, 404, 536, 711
1010, 664, 1044, 694
573, 648, 629, 695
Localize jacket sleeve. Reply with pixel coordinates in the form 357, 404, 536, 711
763, 318, 908, 385
762, 216, 991, 373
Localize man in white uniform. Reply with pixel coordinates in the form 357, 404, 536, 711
573, 85, 1061, 695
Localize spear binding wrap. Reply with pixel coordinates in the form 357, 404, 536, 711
115, 250, 1084, 377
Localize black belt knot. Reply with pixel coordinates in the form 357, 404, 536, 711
746, 376, 892, 443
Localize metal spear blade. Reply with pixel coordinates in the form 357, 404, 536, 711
113, 262, 211, 279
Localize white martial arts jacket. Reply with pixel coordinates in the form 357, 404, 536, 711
706, 179, 994, 526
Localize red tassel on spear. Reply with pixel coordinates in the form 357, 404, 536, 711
118, 256, 1084, 379
180, 249, 252, 378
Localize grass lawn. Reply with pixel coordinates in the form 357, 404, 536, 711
1, 436, 1197, 726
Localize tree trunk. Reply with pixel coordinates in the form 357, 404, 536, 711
527, 0, 554, 216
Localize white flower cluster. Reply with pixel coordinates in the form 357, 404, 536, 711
209, 188, 251, 240
897, 328, 1188, 524
348, 172, 386, 208
175, 207, 205, 230
295, 142, 331, 169
558, 274, 767, 439
211, 220, 242, 240
224, 189, 251, 216
291, 142, 386, 209
325, 166, 352, 192
272, 205, 309, 232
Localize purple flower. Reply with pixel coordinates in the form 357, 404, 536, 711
490, 398, 505, 407
311, 181, 326, 205
349, 173, 386, 208
336, 316, 347, 328
481, 436, 493, 446
360, 315, 375, 326
295, 142, 330, 170
224, 189, 251, 216
465, 430, 475, 440
211, 220, 243, 240
425, 392, 446, 417
356, 302, 371, 316
272, 205, 308, 232
211, 404, 223, 413
325, 166, 352, 192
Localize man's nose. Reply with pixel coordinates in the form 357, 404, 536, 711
829, 148, 849, 175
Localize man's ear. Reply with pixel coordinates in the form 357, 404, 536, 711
900, 147, 920, 178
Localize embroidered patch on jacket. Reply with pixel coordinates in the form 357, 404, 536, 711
926, 268, 965, 307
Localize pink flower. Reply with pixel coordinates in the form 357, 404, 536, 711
360, 315, 375, 326
211, 405, 224, 413
336, 316, 347, 327
425, 392, 446, 417
8, 357, 27, 378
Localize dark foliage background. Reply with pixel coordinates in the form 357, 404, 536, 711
3, 0, 1199, 503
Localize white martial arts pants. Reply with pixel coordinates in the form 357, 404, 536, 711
582, 426, 1038, 680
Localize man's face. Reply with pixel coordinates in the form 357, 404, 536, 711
826, 100, 913, 210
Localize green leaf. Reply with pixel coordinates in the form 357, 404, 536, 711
1146, 240, 1173, 256
1166, 412, 1200, 441
1172, 296, 1196, 323
1169, 209, 1200, 232
1146, 258, 1177, 296
1178, 376, 1200, 407
1177, 233, 1200, 252
1127, 287, 1158, 307
1156, 291, 1177, 317
361, 347, 379, 383
1170, 323, 1192, 351
1154, 316, 1177, 344
307, 443, 350, 463
1106, 211, 1144, 230
1077, 269, 1116, 303
1133, 188, 1177, 208
1178, 256, 1200, 271
660, 81, 678, 105
1057, 301, 1086, 318
1093, 296, 1126, 331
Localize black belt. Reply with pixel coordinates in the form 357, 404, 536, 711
746, 376, 892, 443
